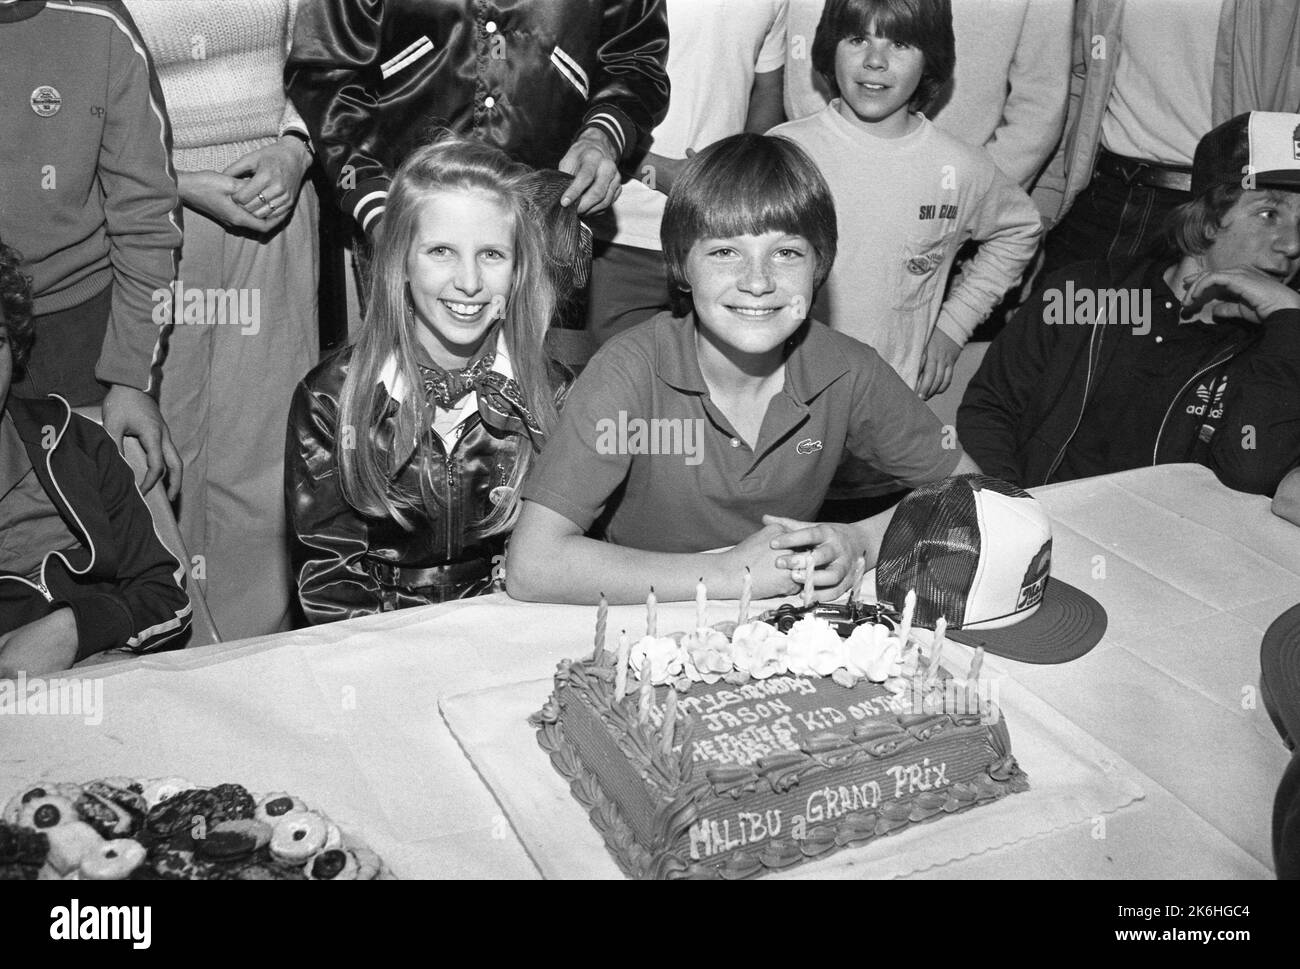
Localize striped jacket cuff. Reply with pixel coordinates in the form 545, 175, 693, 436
582, 105, 636, 164
342, 176, 391, 235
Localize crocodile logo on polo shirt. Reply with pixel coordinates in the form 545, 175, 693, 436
30, 86, 62, 117
796, 438, 823, 455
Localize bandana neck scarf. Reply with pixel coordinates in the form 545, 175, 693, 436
416, 326, 543, 442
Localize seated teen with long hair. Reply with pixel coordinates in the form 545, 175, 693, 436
508, 134, 982, 605
286, 140, 564, 624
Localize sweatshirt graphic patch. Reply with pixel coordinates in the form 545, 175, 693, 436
30, 86, 61, 117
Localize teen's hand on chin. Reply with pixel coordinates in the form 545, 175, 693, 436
762, 514, 865, 602
726, 522, 799, 599
1181, 267, 1300, 324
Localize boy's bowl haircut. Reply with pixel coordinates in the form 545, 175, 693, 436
660, 134, 838, 317
811, 0, 955, 114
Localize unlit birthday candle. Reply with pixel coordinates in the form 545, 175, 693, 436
593, 592, 608, 661
857, 560, 872, 604
615, 630, 630, 702
661, 687, 678, 756
646, 588, 658, 638
738, 567, 752, 625
927, 617, 947, 684
802, 553, 815, 606
638, 671, 654, 726
898, 589, 916, 648
847, 556, 865, 606
696, 577, 707, 630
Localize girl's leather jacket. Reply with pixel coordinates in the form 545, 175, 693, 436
286, 345, 525, 625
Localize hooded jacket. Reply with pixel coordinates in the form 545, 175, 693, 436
0, 396, 191, 661
958, 256, 1300, 496
284, 0, 670, 234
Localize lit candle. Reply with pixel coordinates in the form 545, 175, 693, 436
696, 577, 707, 630
638, 675, 654, 726
593, 593, 608, 661
897, 589, 916, 649
661, 687, 679, 756
802, 553, 816, 607
857, 563, 872, 605
646, 588, 657, 639
738, 567, 752, 625
614, 630, 630, 702
927, 617, 947, 684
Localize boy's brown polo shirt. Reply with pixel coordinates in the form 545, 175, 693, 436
523, 312, 960, 552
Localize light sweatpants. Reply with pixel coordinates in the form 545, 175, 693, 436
160, 184, 320, 641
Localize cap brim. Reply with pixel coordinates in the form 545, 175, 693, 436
1261, 603, 1300, 745
945, 577, 1107, 664
1257, 171, 1300, 191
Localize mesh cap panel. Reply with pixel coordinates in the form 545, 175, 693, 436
877, 475, 1030, 629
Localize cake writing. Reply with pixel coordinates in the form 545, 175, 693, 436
687, 756, 952, 860
673, 675, 817, 718
688, 810, 783, 860
805, 779, 882, 821
693, 718, 799, 766
884, 757, 948, 797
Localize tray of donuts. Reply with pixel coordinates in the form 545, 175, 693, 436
0, 777, 394, 880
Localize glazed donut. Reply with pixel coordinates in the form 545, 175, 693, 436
268, 811, 328, 863
45, 821, 104, 875
75, 785, 146, 839
141, 777, 198, 810
79, 839, 146, 880
306, 847, 358, 880
17, 795, 77, 832
254, 791, 306, 825
196, 819, 272, 863
4, 783, 82, 825
349, 844, 382, 880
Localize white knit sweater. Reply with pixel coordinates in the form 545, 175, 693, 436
125, 0, 306, 173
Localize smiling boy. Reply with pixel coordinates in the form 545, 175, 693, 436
771, 0, 1040, 402
507, 134, 981, 605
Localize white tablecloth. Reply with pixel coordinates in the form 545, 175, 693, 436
3, 465, 1294, 878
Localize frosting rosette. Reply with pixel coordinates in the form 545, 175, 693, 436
845, 623, 904, 682
730, 621, 788, 680
682, 629, 734, 684
629, 635, 684, 686
783, 616, 846, 677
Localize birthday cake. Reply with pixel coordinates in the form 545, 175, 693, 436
532, 600, 1028, 879
0, 777, 389, 880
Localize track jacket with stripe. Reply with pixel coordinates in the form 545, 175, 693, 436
0, 396, 191, 662
0, 0, 181, 393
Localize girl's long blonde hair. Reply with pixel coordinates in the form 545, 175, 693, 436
337, 138, 560, 535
